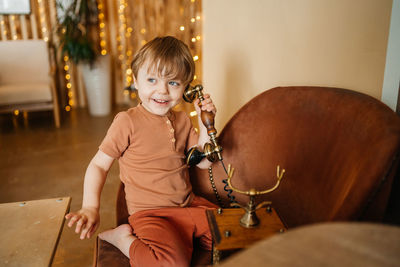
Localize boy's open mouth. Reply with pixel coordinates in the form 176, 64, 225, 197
153, 99, 169, 104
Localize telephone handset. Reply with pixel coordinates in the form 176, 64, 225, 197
184, 84, 236, 207
183, 84, 223, 166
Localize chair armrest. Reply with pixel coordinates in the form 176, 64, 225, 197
95, 237, 130, 267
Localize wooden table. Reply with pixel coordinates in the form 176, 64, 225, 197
0, 197, 71, 267
206, 206, 287, 264
219, 222, 400, 267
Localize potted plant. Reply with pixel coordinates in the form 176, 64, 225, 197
57, 0, 111, 116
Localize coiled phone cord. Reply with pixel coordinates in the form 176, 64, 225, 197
208, 159, 237, 207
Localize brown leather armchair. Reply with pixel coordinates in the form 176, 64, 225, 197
94, 86, 400, 266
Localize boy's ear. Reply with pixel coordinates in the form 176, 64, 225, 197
133, 76, 138, 89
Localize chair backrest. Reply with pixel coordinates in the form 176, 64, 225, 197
190, 86, 400, 227
0, 40, 50, 85
116, 86, 400, 228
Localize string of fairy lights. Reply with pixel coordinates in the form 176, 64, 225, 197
38, 0, 49, 42
1, 0, 202, 114
98, 0, 107, 56
63, 55, 73, 111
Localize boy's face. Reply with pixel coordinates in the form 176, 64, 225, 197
134, 60, 186, 116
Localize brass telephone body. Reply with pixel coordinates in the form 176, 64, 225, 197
183, 84, 223, 166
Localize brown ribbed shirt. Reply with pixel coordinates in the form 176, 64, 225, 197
99, 104, 198, 214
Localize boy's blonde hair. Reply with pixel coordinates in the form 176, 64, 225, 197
131, 36, 195, 86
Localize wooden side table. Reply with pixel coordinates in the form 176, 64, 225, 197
0, 197, 71, 267
206, 206, 287, 264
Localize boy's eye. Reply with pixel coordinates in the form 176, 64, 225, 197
147, 78, 156, 83
168, 81, 180, 86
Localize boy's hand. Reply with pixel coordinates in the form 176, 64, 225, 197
65, 207, 100, 239
194, 94, 216, 115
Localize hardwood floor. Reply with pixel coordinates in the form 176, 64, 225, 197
0, 107, 128, 266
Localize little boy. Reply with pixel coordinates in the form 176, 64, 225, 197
65, 36, 217, 266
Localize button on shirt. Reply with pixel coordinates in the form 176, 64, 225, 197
99, 104, 199, 214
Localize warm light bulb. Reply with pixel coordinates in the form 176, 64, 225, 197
180, 26, 185, 31
14, 110, 19, 116
196, 35, 201, 40
65, 74, 70, 80
191, 18, 196, 23
191, 38, 196, 42
193, 55, 199, 61
101, 49, 107, 55
65, 106, 71, 112
196, 15, 201, 20
66, 83, 72, 89
190, 111, 197, 117
64, 65, 69, 71
64, 56, 69, 61
140, 28, 146, 34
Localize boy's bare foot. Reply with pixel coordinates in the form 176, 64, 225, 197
98, 224, 136, 258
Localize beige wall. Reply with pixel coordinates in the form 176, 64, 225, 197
203, 0, 393, 129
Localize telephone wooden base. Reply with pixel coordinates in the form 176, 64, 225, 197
206, 207, 287, 264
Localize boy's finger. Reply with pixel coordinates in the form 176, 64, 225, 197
67, 215, 79, 227
80, 224, 91, 239
75, 217, 86, 234
86, 224, 96, 239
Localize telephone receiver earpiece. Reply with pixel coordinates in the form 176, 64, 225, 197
183, 84, 204, 103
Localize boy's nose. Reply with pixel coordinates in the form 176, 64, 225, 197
157, 83, 169, 94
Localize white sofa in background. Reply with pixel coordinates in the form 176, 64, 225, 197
0, 40, 60, 127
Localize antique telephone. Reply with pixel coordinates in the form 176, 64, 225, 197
184, 84, 285, 228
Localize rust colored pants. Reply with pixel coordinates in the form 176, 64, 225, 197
128, 196, 217, 267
